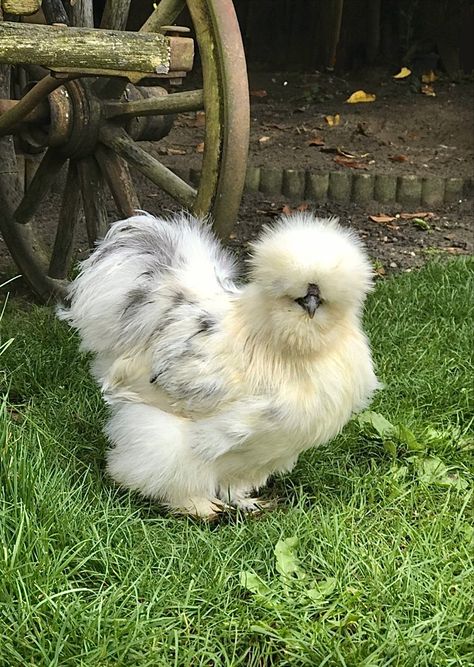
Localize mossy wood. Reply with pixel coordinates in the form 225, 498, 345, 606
0, 22, 193, 74
1, 0, 40, 15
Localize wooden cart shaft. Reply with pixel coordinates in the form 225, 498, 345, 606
0, 21, 194, 76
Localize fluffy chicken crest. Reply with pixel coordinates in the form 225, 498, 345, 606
59, 211, 379, 519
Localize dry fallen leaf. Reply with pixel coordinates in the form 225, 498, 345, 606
393, 67, 412, 79
389, 154, 409, 162
346, 90, 376, 104
190, 111, 206, 127
369, 214, 397, 223
324, 114, 340, 127
281, 202, 310, 216
421, 84, 436, 97
258, 135, 271, 145
399, 211, 435, 220
337, 147, 370, 159
166, 147, 187, 156
422, 70, 437, 83
296, 202, 309, 212
195, 142, 205, 153
250, 89, 268, 98
308, 136, 325, 146
334, 155, 369, 169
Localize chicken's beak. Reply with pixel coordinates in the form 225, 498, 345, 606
300, 293, 321, 319
295, 285, 322, 319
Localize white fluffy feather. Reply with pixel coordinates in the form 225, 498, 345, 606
59, 211, 379, 517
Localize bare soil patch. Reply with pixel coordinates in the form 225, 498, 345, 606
1, 69, 472, 299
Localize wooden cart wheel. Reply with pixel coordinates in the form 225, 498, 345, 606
0, 0, 249, 301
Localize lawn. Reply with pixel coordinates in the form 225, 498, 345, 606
1, 258, 473, 666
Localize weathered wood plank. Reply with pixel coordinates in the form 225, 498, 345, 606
0, 22, 172, 74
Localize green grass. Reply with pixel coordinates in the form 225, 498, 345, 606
1, 259, 473, 667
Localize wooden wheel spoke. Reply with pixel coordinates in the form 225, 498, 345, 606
14, 148, 66, 224
104, 89, 204, 120
95, 145, 140, 219
42, 0, 70, 26
141, 0, 186, 33
77, 156, 109, 246
100, 0, 132, 30
100, 125, 196, 210
69, 0, 94, 28
48, 161, 82, 279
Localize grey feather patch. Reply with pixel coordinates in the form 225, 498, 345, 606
189, 314, 216, 339
122, 287, 152, 319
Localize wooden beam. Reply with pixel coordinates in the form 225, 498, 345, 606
0, 22, 193, 75
1, 0, 41, 15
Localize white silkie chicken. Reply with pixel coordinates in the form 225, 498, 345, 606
59, 211, 379, 518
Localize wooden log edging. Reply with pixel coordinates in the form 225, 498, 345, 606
242, 167, 472, 206
174, 164, 472, 206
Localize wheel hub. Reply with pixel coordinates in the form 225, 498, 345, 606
17, 79, 174, 159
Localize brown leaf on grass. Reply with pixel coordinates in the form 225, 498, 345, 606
250, 89, 268, 98
195, 142, 205, 153
389, 154, 408, 162
334, 155, 369, 169
399, 211, 435, 220
308, 135, 325, 146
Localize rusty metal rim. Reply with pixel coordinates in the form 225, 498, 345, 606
205, 0, 250, 238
